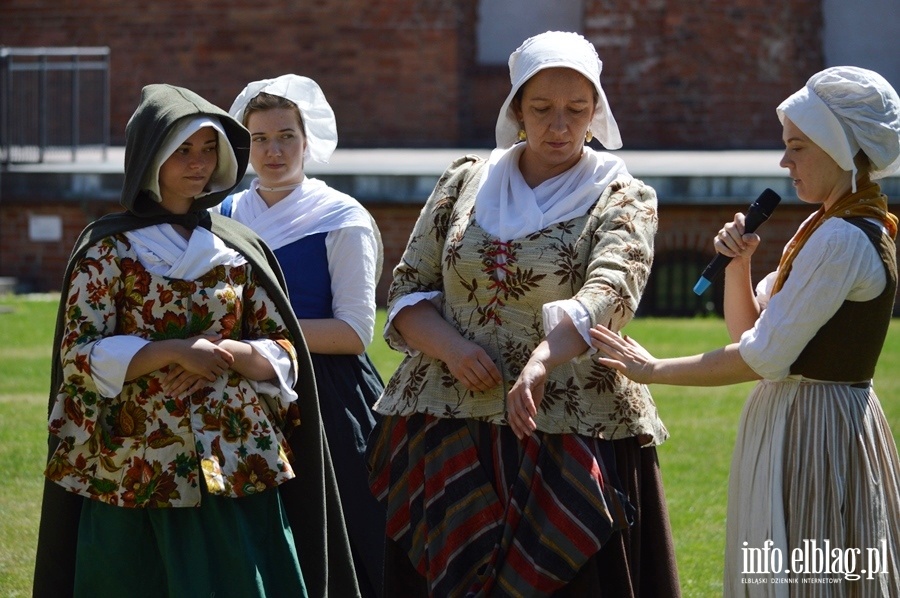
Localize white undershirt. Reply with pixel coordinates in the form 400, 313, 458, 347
739, 217, 887, 380
218, 180, 380, 347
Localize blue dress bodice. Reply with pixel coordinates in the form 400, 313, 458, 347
274, 232, 333, 319
220, 192, 385, 596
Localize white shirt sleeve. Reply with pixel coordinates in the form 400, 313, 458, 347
90, 336, 297, 405
324, 226, 379, 347
543, 299, 593, 360
384, 291, 444, 355
90, 335, 151, 398
245, 339, 298, 406
739, 219, 886, 380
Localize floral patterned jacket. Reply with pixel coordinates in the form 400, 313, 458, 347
376, 155, 668, 443
45, 233, 299, 507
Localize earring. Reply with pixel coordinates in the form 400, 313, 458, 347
517, 129, 527, 142
585, 129, 594, 143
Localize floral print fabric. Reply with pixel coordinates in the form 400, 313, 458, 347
376, 156, 668, 443
45, 233, 299, 507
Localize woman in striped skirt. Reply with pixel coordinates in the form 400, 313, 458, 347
367, 31, 681, 597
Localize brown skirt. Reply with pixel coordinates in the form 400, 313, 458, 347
380, 434, 681, 597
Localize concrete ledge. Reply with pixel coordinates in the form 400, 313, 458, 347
4, 147, 900, 205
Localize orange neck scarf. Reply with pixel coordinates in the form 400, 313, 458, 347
771, 181, 898, 296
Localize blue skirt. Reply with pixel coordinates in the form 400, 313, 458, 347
312, 351, 386, 598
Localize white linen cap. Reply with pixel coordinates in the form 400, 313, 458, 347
495, 31, 622, 150
229, 74, 338, 164
777, 66, 900, 186
143, 116, 238, 202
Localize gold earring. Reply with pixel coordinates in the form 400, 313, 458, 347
517, 129, 527, 142
585, 129, 594, 143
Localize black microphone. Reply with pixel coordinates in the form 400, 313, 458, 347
693, 188, 782, 295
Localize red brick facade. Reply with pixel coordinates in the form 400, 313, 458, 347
1, 0, 822, 148
0, 0, 830, 310
0, 203, 100, 293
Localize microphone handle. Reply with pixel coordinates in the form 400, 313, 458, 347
697, 253, 731, 284
742, 205, 770, 235
692, 202, 774, 295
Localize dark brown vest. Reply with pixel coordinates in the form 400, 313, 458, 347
789, 218, 897, 381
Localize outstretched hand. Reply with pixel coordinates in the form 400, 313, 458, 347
588, 325, 657, 384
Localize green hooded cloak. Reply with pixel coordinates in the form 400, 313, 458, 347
32, 84, 359, 598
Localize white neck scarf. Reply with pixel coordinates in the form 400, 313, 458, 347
124, 225, 246, 280
227, 177, 375, 251
474, 144, 630, 241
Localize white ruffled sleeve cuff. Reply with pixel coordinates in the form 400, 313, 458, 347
246, 339, 298, 407
90, 336, 151, 398
385, 291, 443, 355
543, 299, 593, 361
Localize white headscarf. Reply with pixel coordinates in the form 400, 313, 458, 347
227, 177, 376, 252
142, 116, 238, 203
477, 31, 630, 241
229, 74, 338, 164
474, 144, 629, 241
494, 30, 621, 150
777, 66, 900, 191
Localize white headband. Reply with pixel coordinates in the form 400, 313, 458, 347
495, 31, 622, 150
229, 74, 338, 164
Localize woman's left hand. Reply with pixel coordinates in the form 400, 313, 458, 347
588, 324, 657, 384
161, 364, 213, 398
507, 357, 548, 439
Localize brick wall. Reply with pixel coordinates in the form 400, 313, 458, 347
0, 201, 110, 293
1, 0, 467, 147
1, 0, 822, 149
581, 0, 823, 149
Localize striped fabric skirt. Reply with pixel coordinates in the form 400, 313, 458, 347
367, 414, 633, 597
725, 378, 900, 596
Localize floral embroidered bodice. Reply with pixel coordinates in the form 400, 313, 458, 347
45, 234, 299, 507
376, 157, 669, 443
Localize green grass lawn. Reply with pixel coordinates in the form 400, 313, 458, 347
1, 295, 898, 597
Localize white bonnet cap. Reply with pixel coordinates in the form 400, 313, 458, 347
777, 66, 900, 187
229, 74, 338, 164
143, 116, 238, 202
495, 31, 622, 150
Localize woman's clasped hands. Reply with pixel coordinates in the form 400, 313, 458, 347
161, 335, 234, 398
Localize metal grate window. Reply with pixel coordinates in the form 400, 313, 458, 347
0, 46, 110, 165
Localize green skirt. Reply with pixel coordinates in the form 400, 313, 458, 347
73, 486, 306, 598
